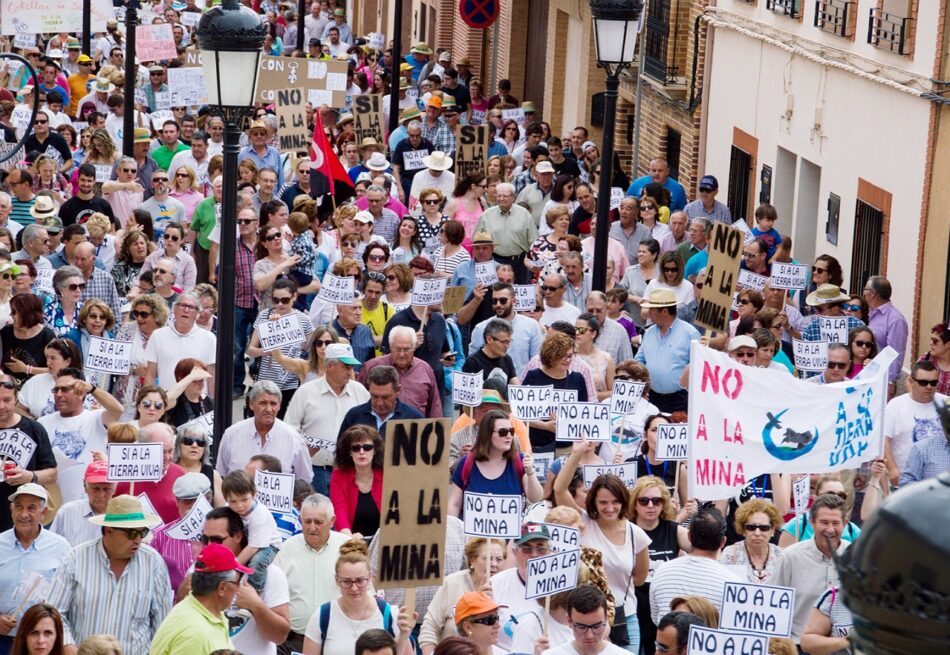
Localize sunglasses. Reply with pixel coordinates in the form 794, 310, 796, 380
368, 254, 387, 262
265, 233, 282, 242
663, 267, 679, 273
385, 274, 397, 281
237, 219, 257, 226
118, 527, 150, 540
841, 303, 861, 312
423, 199, 441, 205
637, 496, 664, 506
737, 298, 751, 305
0, 381, 16, 390
491, 297, 509, 305
575, 326, 589, 334
826, 362, 850, 370
853, 339, 874, 348
351, 443, 375, 453
120, 168, 137, 173
469, 615, 500, 626
342, 240, 359, 248
640, 205, 656, 211
744, 524, 771, 533
140, 399, 165, 410
695, 282, 704, 289
132, 310, 153, 319
175, 173, 190, 178
822, 491, 848, 500
540, 285, 562, 292
162, 234, 180, 242
65, 283, 87, 292
87, 313, 107, 321
812, 266, 828, 274
912, 377, 939, 387
200, 534, 226, 545
34, 120, 48, 125
152, 177, 169, 183
273, 296, 293, 305
0, 274, 12, 281
181, 436, 207, 447
495, 428, 514, 437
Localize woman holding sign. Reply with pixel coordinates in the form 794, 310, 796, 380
64, 300, 116, 391
521, 332, 589, 454
17, 339, 82, 419
113, 294, 168, 420
628, 414, 686, 502
554, 440, 651, 654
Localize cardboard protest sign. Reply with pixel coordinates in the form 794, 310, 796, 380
84, 337, 132, 375
443, 286, 467, 315
656, 423, 688, 461
275, 88, 310, 153
793, 340, 828, 372
687, 625, 769, 655
539, 522, 581, 552
256, 55, 349, 106
720, 581, 796, 637
136, 24, 178, 61
463, 492, 523, 538
687, 343, 896, 500
474, 261, 498, 287
255, 469, 294, 514
770, 263, 808, 290
513, 285, 536, 312
695, 223, 743, 333
452, 372, 483, 408
317, 273, 355, 304
455, 125, 490, 179
582, 462, 638, 489
508, 385, 554, 421
258, 312, 305, 352
107, 443, 164, 482
353, 94, 385, 145
0, 430, 37, 469
377, 418, 451, 590
166, 495, 213, 541
525, 550, 580, 599
819, 316, 850, 344
411, 278, 447, 306
610, 379, 645, 415
555, 402, 611, 441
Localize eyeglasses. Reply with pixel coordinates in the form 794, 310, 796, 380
65, 283, 87, 292
368, 254, 387, 262
51, 385, 77, 394
494, 428, 514, 437
336, 576, 370, 588
117, 527, 150, 540
385, 274, 397, 281
315, 339, 334, 348
737, 298, 751, 305
140, 399, 165, 411
826, 361, 850, 370
87, 313, 107, 321
640, 205, 656, 211
34, 120, 48, 125
176, 304, 198, 312
175, 173, 190, 179
265, 233, 282, 242
655, 642, 676, 653
663, 267, 679, 273
741, 251, 758, 259
342, 240, 358, 248
273, 296, 293, 305
541, 285, 562, 292
637, 496, 664, 506
200, 534, 226, 545
237, 219, 258, 226
469, 615, 501, 626
350, 443, 375, 453
744, 524, 772, 533
518, 544, 550, 555
812, 266, 828, 274
152, 177, 169, 183
181, 436, 207, 447
571, 621, 606, 633
912, 377, 939, 387
423, 199, 441, 205
162, 234, 180, 242
853, 339, 874, 348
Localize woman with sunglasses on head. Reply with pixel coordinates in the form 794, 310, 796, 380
847, 327, 878, 379
173, 424, 224, 506
330, 425, 384, 538
630, 476, 691, 655
918, 323, 950, 394
720, 498, 784, 584
168, 165, 203, 223
43, 266, 85, 338
778, 475, 861, 547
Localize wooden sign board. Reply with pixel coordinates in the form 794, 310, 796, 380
353, 94, 385, 146
255, 55, 349, 107
275, 88, 310, 154
455, 125, 489, 179
694, 223, 743, 333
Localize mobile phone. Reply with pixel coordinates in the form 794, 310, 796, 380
444, 351, 457, 359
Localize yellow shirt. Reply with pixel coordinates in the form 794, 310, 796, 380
361, 300, 394, 356
67, 73, 93, 117
148, 593, 232, 655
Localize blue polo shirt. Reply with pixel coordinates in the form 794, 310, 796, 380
634, 318, 701, 393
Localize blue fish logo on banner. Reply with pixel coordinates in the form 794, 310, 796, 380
762, 410, 820, 461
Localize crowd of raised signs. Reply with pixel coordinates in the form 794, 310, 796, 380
0, 1, 945, 655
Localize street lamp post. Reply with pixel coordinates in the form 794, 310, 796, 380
589, 0, 643, 292
196, 0, 266, 455
122, 0, 139, 158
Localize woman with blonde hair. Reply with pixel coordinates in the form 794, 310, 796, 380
84, 213, 117, 271
76, 634, 121, 655
113, 294, 169, 418
81, 128, 118, 192
32, 154, 71, 205
670, 596, 719, 628
168, 164, 203, 222
720, 498, 784, 583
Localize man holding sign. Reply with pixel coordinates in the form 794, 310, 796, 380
381, 284, 451, 400
800, 284, 865, 345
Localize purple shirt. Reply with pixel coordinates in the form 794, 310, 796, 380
868, 301, 908, 382
150, 519, 197, 592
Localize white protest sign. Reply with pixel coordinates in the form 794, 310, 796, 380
178, 411, 214, 441
539, 522, 580, 552
138, 492, 162, 527
452, 371, 483, 408
737, 269, 767, 291
258, 312, 305, 352
687, 625, 769, 655
720, 581, 796, 637
317, 273, 355, 304
793, 475, 810, 519
792, 339, 828, 372
556, 402, 611, 442
502, 108, 525, 125
582, 462, 638, 488
610, 187, 625, 210
411, 277, 447, 306
150, 109, 175, 131
402, 149, 429, 171
533, 452, 554, 482
508, 385, 554, 421
551, 389, 578, 405
13, 33, 36, 50
0, 430, 37, 469
819, 316, 850, 344
514, 285, 536, 312
368, 32, 386, 49
300, 433, 337, 454
610, 379, 645, 415
166, 494, 213, 541
34, 268, 54, 295
93, 163, 113, 183
731, 218, 755, 245
166, 67, 207, 106
255, 469, 294, 514
525, 550, 580, 599
769, 263, 808, 290
462, 492, 522, 538
474, 261, 498, 286
179, 11, 202, 29
84, 337, 132, 375
656, 423, 689, 461
106, 443, 164, 482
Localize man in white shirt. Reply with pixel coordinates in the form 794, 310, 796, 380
169, 130, 212, 189
649, 508, 739, 625
493, 522, 553, 651
542, 586, 631, 655
284, 345, 369, 496
884, 360, 947, 483
49, 460, 115, 545
145, 293, 217, 391
540, 274, 581, 328
38, 369, 124, 503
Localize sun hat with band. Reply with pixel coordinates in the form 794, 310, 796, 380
88, 494, 162, 529
422, 151, 453, 171
640, 288, 678, 308
806, 283, 850, 307
455, 592, 508, 624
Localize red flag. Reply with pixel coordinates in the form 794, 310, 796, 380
309, 111, 353, 199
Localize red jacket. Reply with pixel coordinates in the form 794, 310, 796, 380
329, 466, 383, 531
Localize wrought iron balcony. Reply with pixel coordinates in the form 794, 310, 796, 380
867, 7, 914, 55
766, 0, 802, 19
814, 0, 854, 37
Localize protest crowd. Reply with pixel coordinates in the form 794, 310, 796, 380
0, 2, 944, 655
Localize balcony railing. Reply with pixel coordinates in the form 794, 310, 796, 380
867, 7, 914, 55
766, 0, 802, 18
814, 0, 855, 37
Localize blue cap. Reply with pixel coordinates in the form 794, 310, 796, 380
699, 175, 719, 190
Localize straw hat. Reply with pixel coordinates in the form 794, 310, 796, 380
805, 283, 850, 306
29, 196, 57, 221
92, 77, 116, 94
411, 43, 433, 55
366, 152, 390, 171
422, 151, 453, 171
640, 288, 678, 308
88, 494, 162, 529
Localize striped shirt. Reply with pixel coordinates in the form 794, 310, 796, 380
815, 587, 853, 654
48, 499, 100, 546
649, 555, 741, 625
0, 528, 71, 633
47, 539, 172, 651
150, 519, 197, 592
10, 196, 37, 227
253, 308, 315, 390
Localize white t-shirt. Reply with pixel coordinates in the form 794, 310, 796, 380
512, 610, 574, 655
244, 501, 283, 549
144, 323, 217, 390
581, 517, 651, 615
599, 400, 661, 464
38, 409, 108, 503
491, 567, 541, 652
304, 598, 402, 655
20, 373, 56, 418
884, 392, 948, 471
544, 641, 631, 655
540, 303, 581, 328
231, 565, 289, 655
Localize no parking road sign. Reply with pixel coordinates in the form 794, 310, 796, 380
459, 0, 499, 29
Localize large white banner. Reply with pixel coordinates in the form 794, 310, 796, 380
686, 343, 895, 500
1, 0, 114, 35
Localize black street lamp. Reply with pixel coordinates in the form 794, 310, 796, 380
589, 0, 643, 292
196, 0, 267, 454
122, 0, 140, 159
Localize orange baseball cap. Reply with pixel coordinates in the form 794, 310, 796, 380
454, 592, 507, 624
